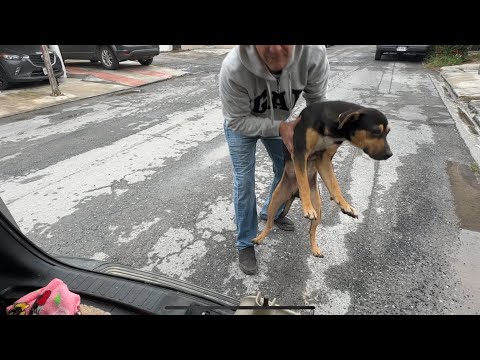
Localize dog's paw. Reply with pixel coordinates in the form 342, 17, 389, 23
302, 206, 317, 220
311, 246, 324, 258
341, 205, 358, 219
252, 235, 265, 245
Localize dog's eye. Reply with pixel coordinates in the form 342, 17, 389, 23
371, 128, 382, 136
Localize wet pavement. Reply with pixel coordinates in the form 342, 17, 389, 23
447, 161, 480, 232
0, 45, 479, 314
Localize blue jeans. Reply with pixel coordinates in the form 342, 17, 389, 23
224, 120, 286, 250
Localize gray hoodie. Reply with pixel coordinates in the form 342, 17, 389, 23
219, 45, 330, 137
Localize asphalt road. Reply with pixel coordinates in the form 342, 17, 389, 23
1, 45, 478, 314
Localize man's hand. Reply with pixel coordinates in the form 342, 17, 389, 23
279, 116, 301, 154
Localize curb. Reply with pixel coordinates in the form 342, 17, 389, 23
458, 107, 479, 135
0, 86, 130, 120
468, 101, 480, 128
441, 74, 480, 132
0, 69, 189, 120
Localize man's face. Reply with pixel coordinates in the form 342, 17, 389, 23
255, 45, 294, 74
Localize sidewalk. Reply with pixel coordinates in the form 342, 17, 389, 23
440, 62, 480, 129
0, 61, 188, 119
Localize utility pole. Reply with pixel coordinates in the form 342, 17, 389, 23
41, 45, 63, 96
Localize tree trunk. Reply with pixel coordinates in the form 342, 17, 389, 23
41, 45, 63, 96
48, 45, 67, 82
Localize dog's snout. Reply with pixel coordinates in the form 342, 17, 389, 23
383, 150, 393, 160
368, 150, 392, 161
382, 141, 392, 160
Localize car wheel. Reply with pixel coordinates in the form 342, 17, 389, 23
0, 70, 9, 90
375, 50, 382, 60
99, 46, 119, 70
138, 58, 153, 66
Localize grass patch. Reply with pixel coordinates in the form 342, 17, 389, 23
425, 54, 465, 69
471, 162, 480, 174
424, 46, 480, 70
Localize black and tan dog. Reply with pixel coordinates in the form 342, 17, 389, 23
252, 100, 392, 257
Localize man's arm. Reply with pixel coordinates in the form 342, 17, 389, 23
279, 116, 301, 154
282, 46, 330, 152
219, 66, 280, 137
303, 46, 330, 106
286, 94, 307, 123
286, 46, 330, 123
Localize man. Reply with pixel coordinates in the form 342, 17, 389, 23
219, 45, 330, 275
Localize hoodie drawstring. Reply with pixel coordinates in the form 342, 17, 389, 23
266, 72, 293, 126
288, 73, 293, 110
265, 80, 274, 126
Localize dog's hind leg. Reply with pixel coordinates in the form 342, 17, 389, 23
309, 176, 324, 257
252, 175, 293, 245
315, 146, 358, 219
279, 196, 294, 218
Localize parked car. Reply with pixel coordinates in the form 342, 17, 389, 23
0, 45, 64, 90
375, 45, 431, 60
58, 45, 160, 70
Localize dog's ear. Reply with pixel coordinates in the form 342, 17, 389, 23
338, 111, 361, 130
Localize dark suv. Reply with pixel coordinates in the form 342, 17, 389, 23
59, 45, 160, 70
375, 45, 431, 60
0, 45, 64, 90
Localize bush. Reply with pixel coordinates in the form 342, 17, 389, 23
432, 45, 469, 60
424, 45, 474, 68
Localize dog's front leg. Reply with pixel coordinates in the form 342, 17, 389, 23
309, 177, 323, 257
315, 147, 358, 219
293, 154, 317, 220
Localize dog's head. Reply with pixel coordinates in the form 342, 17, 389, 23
337, 107, 392, 161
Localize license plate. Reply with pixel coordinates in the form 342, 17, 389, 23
42, 68, 48, 75
397, 46, 407, 52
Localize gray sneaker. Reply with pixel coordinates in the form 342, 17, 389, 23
260, 215, 295, 231
238, 247, 257, 275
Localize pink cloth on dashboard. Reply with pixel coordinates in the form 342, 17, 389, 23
7, 278, 81, 315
